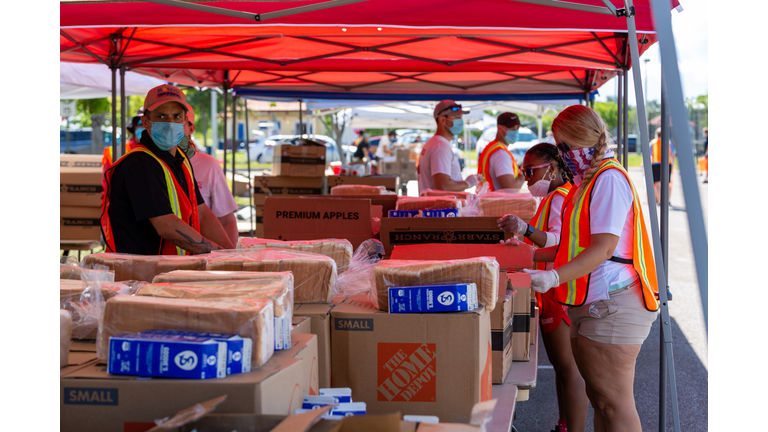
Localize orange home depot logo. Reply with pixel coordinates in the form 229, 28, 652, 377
377, 343, 436, 402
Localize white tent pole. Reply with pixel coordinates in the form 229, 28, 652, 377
120, 66, 127, 157
211, 89, 218, 155
111, 66, 117, 162
616, 70, 623, 165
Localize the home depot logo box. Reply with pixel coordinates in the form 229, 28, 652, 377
330, 295, 492, 423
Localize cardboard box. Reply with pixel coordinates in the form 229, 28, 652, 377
490, 274, 514, 331
61, 355, 303, 432
272, 143, 327, 177
273, 334, 319, 397
532, 306, 539, 346
491, 325, 513, 384
293, 299, 342, 389
60, 206, 102, 240
380, 217, 513, 256
389, 243, 534, 270
61, 154, 103, 207
292, 316, 311, 335
300, 194, 399, 217
263, 197, 372, 249
330, 296, 492, 423
252, 176, 326, 206
326, 175, 400, 193
507, 272, 532, 361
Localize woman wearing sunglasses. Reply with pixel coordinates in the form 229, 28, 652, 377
497, 143, 586, 432
521, 105, 659, 432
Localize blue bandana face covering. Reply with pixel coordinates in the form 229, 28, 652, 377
504, 130, 519, 144
150, 122, 185, 151
448, 118, 464, 136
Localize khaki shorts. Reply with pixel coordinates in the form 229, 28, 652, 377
568, 279, 659, 345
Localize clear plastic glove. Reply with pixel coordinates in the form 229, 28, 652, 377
522, 268, 560, 293
497, 214, 528, 236
465, 174, 483, 188
499, 238, 520, 246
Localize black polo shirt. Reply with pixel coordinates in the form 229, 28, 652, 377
107, 133, 205, 255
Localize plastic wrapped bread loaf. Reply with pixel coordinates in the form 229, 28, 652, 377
374, 257, 499, 312
420, 189, 475, 200
60, 279, 134, 340
60, 264, 115, 281
61, 310, 72, 368
237, 239, 353, 273
98, 296, 274, 368
330, 184, 389, 195
477, 193, 539, 221
206, 249, 337, 303
396, 197, 464, 211
82, 253, 209, 282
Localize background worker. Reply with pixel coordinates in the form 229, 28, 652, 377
177, 104, 239, 247
477, 112, 526, 191
352, 131, 372, 164
498, 143, 587, 432
101, 84, 234, 255
519, 105, 660, 432
418, 100, 482, 193
649, 127, 675, 205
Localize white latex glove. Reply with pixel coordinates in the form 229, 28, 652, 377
499, 237, 520, 246
497, 214, 528, 236
465, 174, 483, 188
522, 269, 560, 293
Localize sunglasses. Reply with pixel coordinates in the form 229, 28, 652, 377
437, 104, 464, 117
522, 163, 552, 179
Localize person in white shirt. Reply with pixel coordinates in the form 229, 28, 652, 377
477, 112, 525, 191
417, 100, 483, 194
177, 104, 240, 246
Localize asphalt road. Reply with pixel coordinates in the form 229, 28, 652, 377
512, 167, 709, 432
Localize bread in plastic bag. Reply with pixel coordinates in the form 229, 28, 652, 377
60, 309, 72, 368
237, 238, 353, 273
82, 253, 209, 282
60, 264, 115, 281
98, 296, 274, 368
396, 196, 464, 211
373, 257, 499, 312
477, 192, 539, 221
420, 189, 475, 200
331, 184, 394, 195
206, 248, 337, 303
60, 266, 132, 340
336, 239, 385, 299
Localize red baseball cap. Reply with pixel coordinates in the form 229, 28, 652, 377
185, 103, 195, 125
143, 85, 188, 112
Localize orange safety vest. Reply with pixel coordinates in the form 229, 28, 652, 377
524, 184, 572, 271
553, 158, 659, 311
101, 145, 200, 255
477, 140, 519, 192
650, 138, 673, 164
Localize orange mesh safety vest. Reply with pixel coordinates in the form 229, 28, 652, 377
477, 140, 519, 192
101, 145, 200, 255
650, 138, 673, 164
524, 184, 572, 271
553, 158, 659, 311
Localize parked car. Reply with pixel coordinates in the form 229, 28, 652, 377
251, 134, 343, 164
475, 126, 538, 167
60, 128, 119, 154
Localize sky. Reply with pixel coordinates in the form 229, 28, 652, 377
595, 0, 708, 104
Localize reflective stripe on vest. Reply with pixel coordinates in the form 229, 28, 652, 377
101, 145, 200, 256
553, 158, 659, 311
524, 184, 571, 271
477, 140, 519, 192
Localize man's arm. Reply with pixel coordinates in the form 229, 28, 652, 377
198, 204, 236, 250
217, 213, 239, 247
433, 173, 470, 192
149, 214, 223, 254
496, 174, 525, 189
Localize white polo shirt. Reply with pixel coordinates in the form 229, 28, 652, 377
417, 135, 463, 194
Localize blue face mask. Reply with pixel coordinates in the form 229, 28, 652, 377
504, 130, 519, 144
448, 118, 464, 136
149, 122, 185, 151
134, 127, 145, 140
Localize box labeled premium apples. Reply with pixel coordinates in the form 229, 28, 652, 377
139, 330, 252, 375
107, 333, 227, 379
388, 284, 478, 313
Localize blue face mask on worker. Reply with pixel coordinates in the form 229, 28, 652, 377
504, 129, 519, 144
149, 121, 185, 151
448, 118, 464, 136
134, 127, 145, 140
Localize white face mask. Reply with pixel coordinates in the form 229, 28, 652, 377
527, 166, 553, 197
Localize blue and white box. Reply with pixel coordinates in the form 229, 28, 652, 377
294, 409, 345, 420
108, 333, 227, 379
302, 395, 337, 410
388, 210, 419, 218
139, 330, 252, 375
275, 313, 292, 351
388, 283, 479, 313
319, 387, 352, 403
419, 208, 459, 217
332, 402, 367, 417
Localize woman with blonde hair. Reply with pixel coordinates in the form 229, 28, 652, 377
521, 105, 660, 432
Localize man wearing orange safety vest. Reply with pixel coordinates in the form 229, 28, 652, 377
649, 127, 675, 206
101, 84, 234, 255
476, 112, 525, 191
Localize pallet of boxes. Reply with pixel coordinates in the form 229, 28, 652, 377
60, 154, 104, 242
379, 148, 417, 187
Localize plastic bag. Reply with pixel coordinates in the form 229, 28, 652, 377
60, 255, 80, 266
81, 253, 209, 282
237, 238, 353, 273
331, 184, 395, 195
60, 263, 115, 281
372, 257, 500, 312
461, 182, 491, 217
97, 296, 275, 368
476, 191, 539, 221
336, 239, 385, 301
206, 248, 338, 303
61, 264, 131, 340
419, 189, 475, 200
395, 196, 464, 211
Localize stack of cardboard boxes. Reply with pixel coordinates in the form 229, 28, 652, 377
379, 149, 417, 185
60, 154, 104, 241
